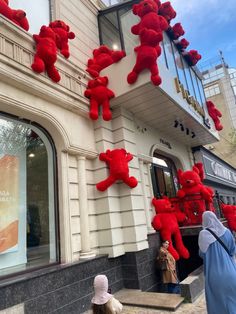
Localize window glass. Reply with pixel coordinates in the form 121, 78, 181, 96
172, 45, 188, 91
182, 59, 196, 99
0, 115, 57, 277
196, 75, 207, 106
10, 0, 50, 34
163, 33, 177, 77
99, 11, 122, 50
190, 69, 202, 106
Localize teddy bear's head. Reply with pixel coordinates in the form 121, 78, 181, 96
87, 76, 109, 88
177, 165, 203, 188
176, 38, 189, 50
132, 0, 161, 17
49, 20, 69, 31
171, 23, 185, 39
152, 197, 174, 214
159, 1, 176, 22
186, 50, 202, 66
38, 25, 56, 41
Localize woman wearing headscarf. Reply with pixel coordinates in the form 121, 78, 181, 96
198, 211, 236, 314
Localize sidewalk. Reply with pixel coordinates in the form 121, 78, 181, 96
84, 292, 207, 314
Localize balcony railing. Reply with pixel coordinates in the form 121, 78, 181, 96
98, 0, 206, 115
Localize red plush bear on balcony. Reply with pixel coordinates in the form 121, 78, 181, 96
31, 25, 60, 83
84, 76, 115, 121
177, 163, 214, 225
221, 204, 236, 231
175, 38, 189, 52
49, 20, 75, 59
183, 49, 202, 66
152, 197, 189, 260
159, 1, 176, 24
131, 0, 168, 45
0, 0, 29, 31
86, 45, 126, 78
206, 100, 223, 131
96, 149, 138, 191
167, 22, 185, 40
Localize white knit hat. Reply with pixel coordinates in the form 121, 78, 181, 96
91, 275, 112, 305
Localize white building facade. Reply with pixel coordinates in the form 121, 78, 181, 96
0, 1, 218, 313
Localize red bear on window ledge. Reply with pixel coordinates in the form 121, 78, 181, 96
96, 149, 138, 191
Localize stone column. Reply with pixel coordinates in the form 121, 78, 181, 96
77, 156, 95, 259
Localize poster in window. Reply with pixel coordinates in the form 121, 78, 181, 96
0, 155, 19, 254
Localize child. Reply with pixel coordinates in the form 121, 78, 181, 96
91, 274, 123, 314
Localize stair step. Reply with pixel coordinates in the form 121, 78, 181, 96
114, 289, 184, 311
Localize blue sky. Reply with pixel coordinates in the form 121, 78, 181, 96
171, 0, 236, 69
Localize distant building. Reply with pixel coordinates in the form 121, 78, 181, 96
201, 53, 236, 167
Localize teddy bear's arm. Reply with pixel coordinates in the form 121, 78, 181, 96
159, 16, 169, 31
151, 215, 162, 230
200, 186, 213, 201
68, 32, 75, 39
111, 50, 126, 62
177, 189, 186, 198
33, 34, 40, 43
84, 89, 92, 98
87, 59, 95, 67
125, 153, 133, 162
131, 23, 140, 35
99, 152, 112, 163
175, 211, 187, 223
107, 89, 115, 99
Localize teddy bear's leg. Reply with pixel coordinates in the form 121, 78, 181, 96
102, 99, 112, 121
127, 63, 142, 84
160, 230, 179, 260
61, 42, 70, 59
123, 176, 138, 188
150, 63, 162, 86
96, 175, 116, 191
173, 230, 190, 259
31, 55, 45, 73
89, 99, 99, 120
46, 64, 61, 83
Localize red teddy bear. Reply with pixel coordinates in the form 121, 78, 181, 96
31, 25, 60, 83
96, 149, 138, 191
152, 197, 189, 260
177, 163, 214, 225
84, 76, 115, 121
221, 204, 236, 231
206, 101, 223, 131
183, 50, 202, 66
175, 38, 189, 52
168, 22, 185, 40
49, 20, 75, 59
131, 0, 168, 45
0, 0, 29, 31
86, 45, 126, 78
159, 1, 176, 24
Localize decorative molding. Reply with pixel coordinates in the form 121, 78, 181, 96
138, 154, 153, 164
63, 146, 98, 159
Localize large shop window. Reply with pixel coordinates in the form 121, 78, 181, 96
0, 115, 58, 278
151, 154, 179, 198
10, 0, 50, 34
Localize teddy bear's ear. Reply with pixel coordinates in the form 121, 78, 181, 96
132, 4, 139, 15
102, 76, 109, 85
192, 166, 200, 175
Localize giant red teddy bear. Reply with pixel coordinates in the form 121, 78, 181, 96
31, 25, 60, 83
0, 0, 29, 31
152, 197, 189, 260
183, 49, 202, 66
167, 22, 185, 40
159, 1, 176, 24
221, 204, 236, 231
206, 100, 223, 131
49, 20, 75, 59
127, 0, 168, 86
86, 45, 126, 78
96, 148, 138, 191
177, 163, 214, 225
84, 76, 115, 121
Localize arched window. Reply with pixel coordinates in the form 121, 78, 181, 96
151, 153, 179, 198
10, 0, 50, 34
0, 114, 58, 277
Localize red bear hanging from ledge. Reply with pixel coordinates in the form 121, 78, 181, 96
177, 163, 214, 225
221, 204, 236, 231
167, 23, 185, 40
96, 149, 138, 191
159, 1, 176, 24
183, 50, 202, 66
206, 100, 223, 131
86, 45, 126, 78
0, 0, 29, 31
152, 197, 189, 260
84, 76, 114, 121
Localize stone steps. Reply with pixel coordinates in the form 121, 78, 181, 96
114, 289, 184, 311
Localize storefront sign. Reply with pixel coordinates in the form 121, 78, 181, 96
174, 77, 205, 118
203, 154, 236, 187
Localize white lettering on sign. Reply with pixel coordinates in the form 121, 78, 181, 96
211, 161, 236, 183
